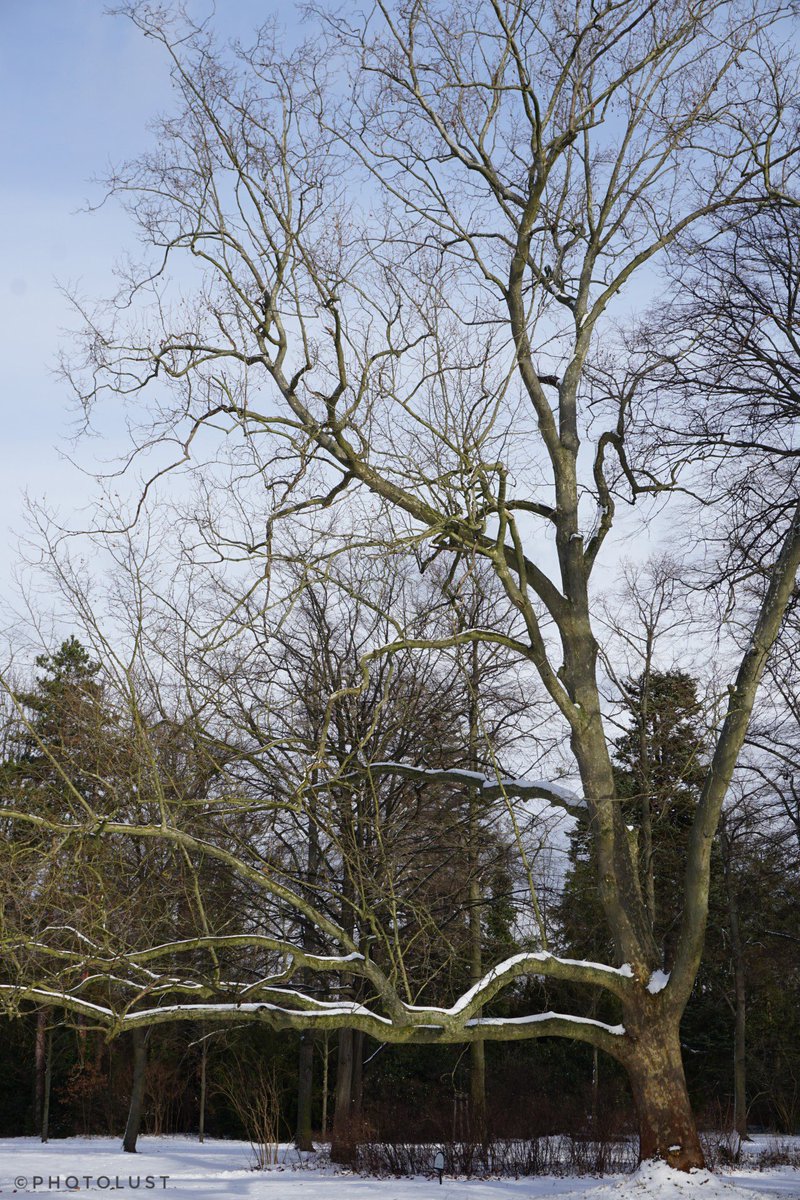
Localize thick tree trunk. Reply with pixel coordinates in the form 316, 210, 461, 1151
122, 1027, 148, 1153
295, 1030, 315, 1151
351, 1029, 363, 1122
625, 1019, 704, 1171
330, 1028, 354, 1163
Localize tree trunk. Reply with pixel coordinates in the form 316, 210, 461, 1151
468, 808, 487, 1145
122, 1027, 148, 1153
320, 1030, 330, 1139
198, 1032, 207, 1144
625, 1018, 704, 1171
466, 642, 487, 1147
296, 800, 321, 1153
470, 1038, 487, 1145
732, 966, 747, 1141
351, 1029, 363, 1123
721, 824, 748, 1140
330, 1028, 354, 1163
34, 1009, 48, 1137
295, 1031, 315, 1151
41, 1026, 53, 1144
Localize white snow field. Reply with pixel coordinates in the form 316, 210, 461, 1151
0, 1138, 797, 1199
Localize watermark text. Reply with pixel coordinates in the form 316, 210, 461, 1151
12, 1174, 170, 1191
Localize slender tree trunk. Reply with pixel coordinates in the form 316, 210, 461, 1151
34, 1008, 48, 1137
295, 1031, 315, 1150
320, 1031, 330, 1140
296, 777, 321, 1152
198, 1032, 207, 1144
41, 1026, 53, 1144
122, 1027, 148, 1153
468, 855, 487, 1146
330, 1028, 354, 1163
721, 825, 748, 1139
732, 967, 747, 1141
466, 639, 487, 1146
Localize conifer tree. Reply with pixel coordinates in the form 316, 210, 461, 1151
560, 671, 706, 970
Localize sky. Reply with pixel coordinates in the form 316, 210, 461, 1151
0, 0, 673, 634
0, 1, 298, 596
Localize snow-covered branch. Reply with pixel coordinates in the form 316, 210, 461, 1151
362, 762, 585, 816
403, 951, 634, 1018
0, 985, 625, 1057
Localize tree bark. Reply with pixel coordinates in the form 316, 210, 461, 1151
320, 1031, 330, 1139
468, 867, 487, 1146
198, 1032, 207, 1144
466, 640, 487, 1146
34, 1008, 48, 1137
351, 1029, 363, 1122
41, 1025, 53, 1144
122, 1027, 148, 1153
470, 1037, 487, 1145
732, 964, 747, 1141
330, 1027, 354, 1162
295, 1031, 315, 1151
721, 825, 748, 1139
624, 1016, 704, 1171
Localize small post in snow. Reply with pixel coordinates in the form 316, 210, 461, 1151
433, 1149, 445, 1185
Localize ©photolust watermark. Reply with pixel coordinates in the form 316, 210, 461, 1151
12, 1174, 170, 1191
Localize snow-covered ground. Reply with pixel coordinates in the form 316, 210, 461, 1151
0, 1137, 797, 1199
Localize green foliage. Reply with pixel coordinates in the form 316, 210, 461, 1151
559, 670, 707, 967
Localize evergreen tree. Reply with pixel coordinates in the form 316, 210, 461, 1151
560, 671, 706, 969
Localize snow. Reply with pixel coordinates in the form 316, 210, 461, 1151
470, 1012, 626, 1036
367, 763, 585, 813
128, 1000, 393, 1026
402, 952, 634, 1021
647, 970, 671, 994
586, 1159, 796, 1200
0, 1139, 795, 1200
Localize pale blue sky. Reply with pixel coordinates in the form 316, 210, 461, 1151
0, 1, 662, 606
0, 1, 294, 585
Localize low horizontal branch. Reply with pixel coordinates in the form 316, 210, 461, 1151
0, 986, 626, 1058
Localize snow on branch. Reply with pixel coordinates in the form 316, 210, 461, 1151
117, 998, 625, 1053
363, 762, 585, 816
470, 1012, 625, 1037
118, 935, 365, 974
115, 999, 626, 1055
0, 976, 628, 1056
403, 950, 633, 1018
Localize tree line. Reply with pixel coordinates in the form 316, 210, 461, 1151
1, 569, 799, 1156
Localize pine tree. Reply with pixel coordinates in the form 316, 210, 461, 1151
560, 671, 706, 970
